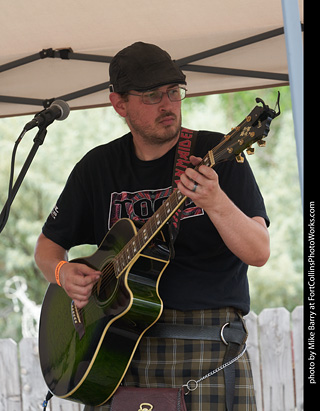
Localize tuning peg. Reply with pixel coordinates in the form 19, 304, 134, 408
246, 146, 255, 155
257, 139, 266, 147
236, 154, 244, 163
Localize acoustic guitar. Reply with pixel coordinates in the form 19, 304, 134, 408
38, 95, 280, 406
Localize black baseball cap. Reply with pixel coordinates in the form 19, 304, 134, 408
109, 42, 186, 93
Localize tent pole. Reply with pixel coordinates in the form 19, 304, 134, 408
281, 0, 304, 204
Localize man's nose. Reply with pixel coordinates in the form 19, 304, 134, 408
159, 92, 174, 110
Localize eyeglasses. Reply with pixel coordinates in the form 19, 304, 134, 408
127, 87, 187, 105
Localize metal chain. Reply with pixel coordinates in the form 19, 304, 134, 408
182, 344, 247, 395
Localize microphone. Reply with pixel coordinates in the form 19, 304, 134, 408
24, 100, 70, 131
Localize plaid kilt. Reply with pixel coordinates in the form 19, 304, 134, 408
84, 307, 256, 411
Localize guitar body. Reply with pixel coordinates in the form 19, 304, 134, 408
38, 219, 170, 406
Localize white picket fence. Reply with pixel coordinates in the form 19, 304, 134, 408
0, 306, 303, 411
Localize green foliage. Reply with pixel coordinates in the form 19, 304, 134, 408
0, 86, 302, 339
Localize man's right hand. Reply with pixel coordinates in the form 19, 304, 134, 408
58, 262, 101, 308
34, 233, 101, 309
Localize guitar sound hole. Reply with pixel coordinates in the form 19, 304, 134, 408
94, 262, 118, 304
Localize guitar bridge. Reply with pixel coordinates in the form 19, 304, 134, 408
71, 301, 85, 340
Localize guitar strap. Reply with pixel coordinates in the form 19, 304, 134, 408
168, 127, 198, 259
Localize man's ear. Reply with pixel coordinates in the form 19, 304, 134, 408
109, 92, 127, 118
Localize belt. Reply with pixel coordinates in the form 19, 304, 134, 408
145, 320, 247, 346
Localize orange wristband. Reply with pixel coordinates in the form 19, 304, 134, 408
55, 260, 68, 287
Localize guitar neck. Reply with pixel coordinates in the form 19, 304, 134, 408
114, 144, 220, 277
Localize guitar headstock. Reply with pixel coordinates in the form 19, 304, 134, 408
205, 93, 281, 167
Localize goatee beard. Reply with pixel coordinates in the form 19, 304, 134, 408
127, 110, 182, 146
146, 112, 181, 145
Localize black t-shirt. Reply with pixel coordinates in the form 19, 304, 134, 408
43, 130, 269, 314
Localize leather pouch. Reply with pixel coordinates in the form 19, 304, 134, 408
110, 386, 187, 411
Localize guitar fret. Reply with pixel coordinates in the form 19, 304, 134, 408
114, 259, 119, 275
177, 190, 183, 201
132, 240, 137, 253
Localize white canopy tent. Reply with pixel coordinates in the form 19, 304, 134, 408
0, 0, 303, 192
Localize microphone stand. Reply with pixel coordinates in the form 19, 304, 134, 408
0, 125, 48, 234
